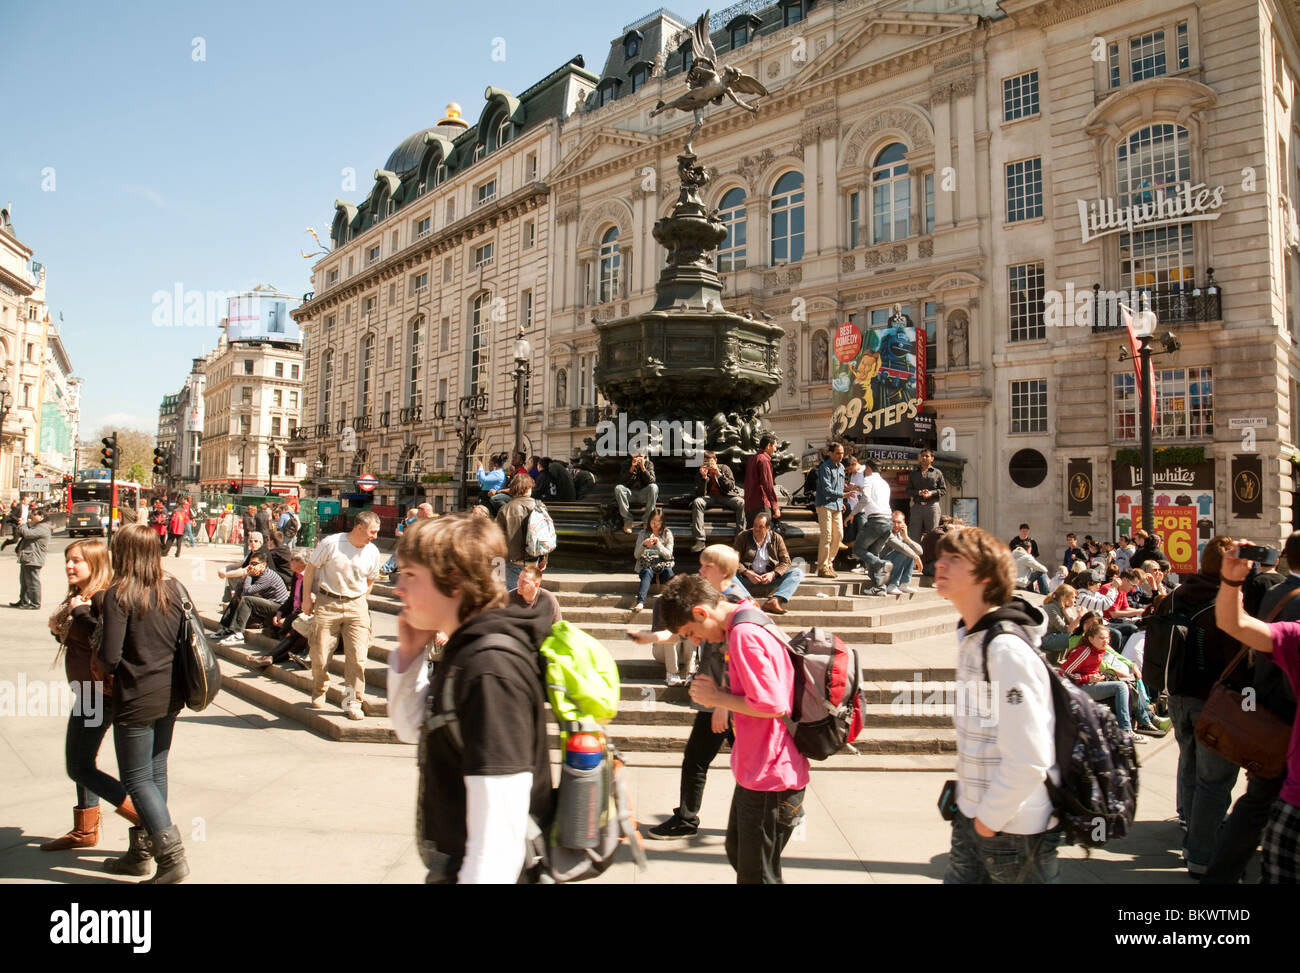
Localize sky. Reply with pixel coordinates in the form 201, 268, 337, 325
0, 0, 666, 435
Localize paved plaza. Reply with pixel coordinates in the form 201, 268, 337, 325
0, 535, 1247, 885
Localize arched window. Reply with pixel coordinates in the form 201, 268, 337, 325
408, 317, 423, 408
770, 171, 805, 264
320, 350, 333, 423
598, 226, 620, 303
1117, 124, 1194, 306
555, 368, 568, 407
469, 293, 490, 398
718, 187, 747, 272
625, 33, 641, 58
872, 142, 910, 243
496, 116, 511, 150
359, 335, 374, 411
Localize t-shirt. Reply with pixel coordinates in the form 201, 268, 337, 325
508, 587, 562, 627
1268, 621, 1300, 808
725, 614, 809, 792
1099, 583, 1129, 619
310, 532, 382, 598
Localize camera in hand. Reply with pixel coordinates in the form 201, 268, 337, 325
1238, 543, 1280, 565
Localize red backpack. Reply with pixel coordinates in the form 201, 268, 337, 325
728, 607, 863, 760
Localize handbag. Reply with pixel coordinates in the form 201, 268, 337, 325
291, 612, 314, 638
171, 579, 222, 711
1193, 588, 1299, 778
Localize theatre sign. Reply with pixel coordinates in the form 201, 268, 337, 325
1077, 181, 1225, 244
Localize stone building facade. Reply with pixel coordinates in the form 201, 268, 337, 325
0, 205, 51, 501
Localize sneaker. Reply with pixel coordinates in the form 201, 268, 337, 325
344, 703, 364, 721
210, 628, 232, 640
287, 651, 311, 670
622, 523, 633, 535
647, 815, 698, 840
665, 674, 684, 687
1152, 715, 1173, 734
218, 632, 245, 646
899, 585, 919, 596
1126, 731, 1148, 745
866, 586, 887, 596
885, 585, 901, 596
849, 565, 868, 575
690, 540, 706, 553
632, 601, 644, 612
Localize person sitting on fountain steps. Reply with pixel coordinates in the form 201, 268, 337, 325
690, 450, 745, 553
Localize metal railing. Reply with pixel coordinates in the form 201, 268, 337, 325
1090, 272, 1222, 332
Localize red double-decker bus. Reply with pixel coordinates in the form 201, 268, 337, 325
65, 476, 144, 536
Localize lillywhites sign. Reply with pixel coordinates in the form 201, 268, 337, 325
1078, 181, 1225, 244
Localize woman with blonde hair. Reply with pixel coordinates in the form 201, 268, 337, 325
40, 538, 140, 852
96, 523, 191, 883
1039, 583, 1079, 661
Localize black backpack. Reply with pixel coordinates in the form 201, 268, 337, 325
981, 622, 1139, 848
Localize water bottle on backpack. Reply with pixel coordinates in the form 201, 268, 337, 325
557, 731, 607, 849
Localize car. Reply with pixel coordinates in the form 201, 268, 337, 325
67, 501, 110, 537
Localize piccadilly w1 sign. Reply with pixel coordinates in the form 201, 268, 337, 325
1077, 181, 1224, 244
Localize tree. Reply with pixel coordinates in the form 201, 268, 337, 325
90, 426, 155, 481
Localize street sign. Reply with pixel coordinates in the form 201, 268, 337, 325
357, 473, 378, 492
20, 476, 50, 493
1228, 417, 1266, 428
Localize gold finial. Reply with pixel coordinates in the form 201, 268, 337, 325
438, 103, 469, 129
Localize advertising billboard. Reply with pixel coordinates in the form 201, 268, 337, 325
1112, 459, 1215, 573
830, 320, 924, 439
227, 294, 300, 343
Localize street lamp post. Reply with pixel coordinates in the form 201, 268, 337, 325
455, 392, 487, 511
238, 434, 249, 493
1119, 319, 1180, 539
0, 375, 12, 497
267, 439, 278, 494
511, 327, 532, 461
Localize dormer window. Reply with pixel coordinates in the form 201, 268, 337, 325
781, 0, 804, 28
624, 30, 641, 59
731, 25, 748, 49
597, 78, 620, 106
629, 63, 649, 93
681, 40, 693, 74
496, 117, 511, 148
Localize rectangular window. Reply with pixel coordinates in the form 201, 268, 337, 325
1002, 70, 1040, 121
392, 229, 400, 251
1130, 30, 1167, 82
446, 198, 455, 223
524, 221, 535, 248
440, 316, 450, 352
271, 416, 282, 437
578, 354, 588, 407
1005, 158, 1043, 222
435, 447, 445, 469
1112, 367, 1213, 441
274, 361, 283, 377
474, 242, 494, 268
244, 359, 254, 375
327, 269, 339, 285
1176, 21, 1189, 70
847, 192, 860, 248
273, 389, 283, 407
414, 216, 431, 238
241, 386, 252, 404
443, 256, 452, 283
240, 415, 251, 434
367, 244, 382, 265
290, 390, 298, 408
346, 256, 354, 276
525, 153, 537, 181
386, 335, 394, 367
1108, 42, 1120, 89
476, 180, 497, 206
1010, 379, 1048, 433
438, 378, 447, 408
291, 364, 299, 379
381, 452, 389, 473
364, 295, 378, 317
522, 289, 533, 329
1009, 262, 1046, 342
410, 272, 428, 296
924, 172, 935, 235
388, 282, 396, 305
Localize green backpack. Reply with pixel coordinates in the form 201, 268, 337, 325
539, 621, 620, 744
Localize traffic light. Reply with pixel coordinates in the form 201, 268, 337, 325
153, 446, 167, 476
100, 433, 118, 471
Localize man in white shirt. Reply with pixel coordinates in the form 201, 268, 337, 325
302, 511, 383, 720
851, 458, 894, 592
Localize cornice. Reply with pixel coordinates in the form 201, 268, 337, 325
295, 182, 549, 320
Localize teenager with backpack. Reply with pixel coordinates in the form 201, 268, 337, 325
933, 527, 1062, 884
500, 473, 544, 592
658, 572, 808, 884
386, 514, 557, 883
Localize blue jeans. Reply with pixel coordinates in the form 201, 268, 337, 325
65, 691, 126, 809
1081, 680, 1133, 732
743, 567, 805, 604
852, 513, 892, 574
1169, 694, 1241, 873
885, 549, 915, 587
382, 553, 397, 576
944, 812, 1061, 884
183, 523, 196, 546
1025, 571, 1049, 595
638, 565, 674, 603
113, 712, 179, 835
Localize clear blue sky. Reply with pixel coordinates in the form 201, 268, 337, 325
0, 0, 664, 436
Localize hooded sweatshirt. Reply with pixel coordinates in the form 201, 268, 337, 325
388, 596, 557, 882
954, 597, 1060, 835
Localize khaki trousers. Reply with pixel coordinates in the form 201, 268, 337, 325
816, 505, 843, 575
309, 592, 371, 705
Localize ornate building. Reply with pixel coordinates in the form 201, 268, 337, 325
0, 205, 51, 501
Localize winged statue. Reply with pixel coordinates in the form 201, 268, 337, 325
648, 10, 770, 153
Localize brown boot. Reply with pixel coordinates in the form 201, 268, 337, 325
761, 597, 788, 616
40, 805, 101, 851
115, 795, 140, 826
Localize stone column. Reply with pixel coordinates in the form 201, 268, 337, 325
954, 81, 977, 223
932, 86, 953, 227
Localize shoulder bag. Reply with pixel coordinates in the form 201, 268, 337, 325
1193, 588, 1299, 779
171, 579, 222, 711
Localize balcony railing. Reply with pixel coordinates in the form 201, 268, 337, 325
379, 411, 391, 427
399, 405, 423, 425
353, 414, 372, 431
290, 426, 311, 441
1090, 272, 1222, 332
